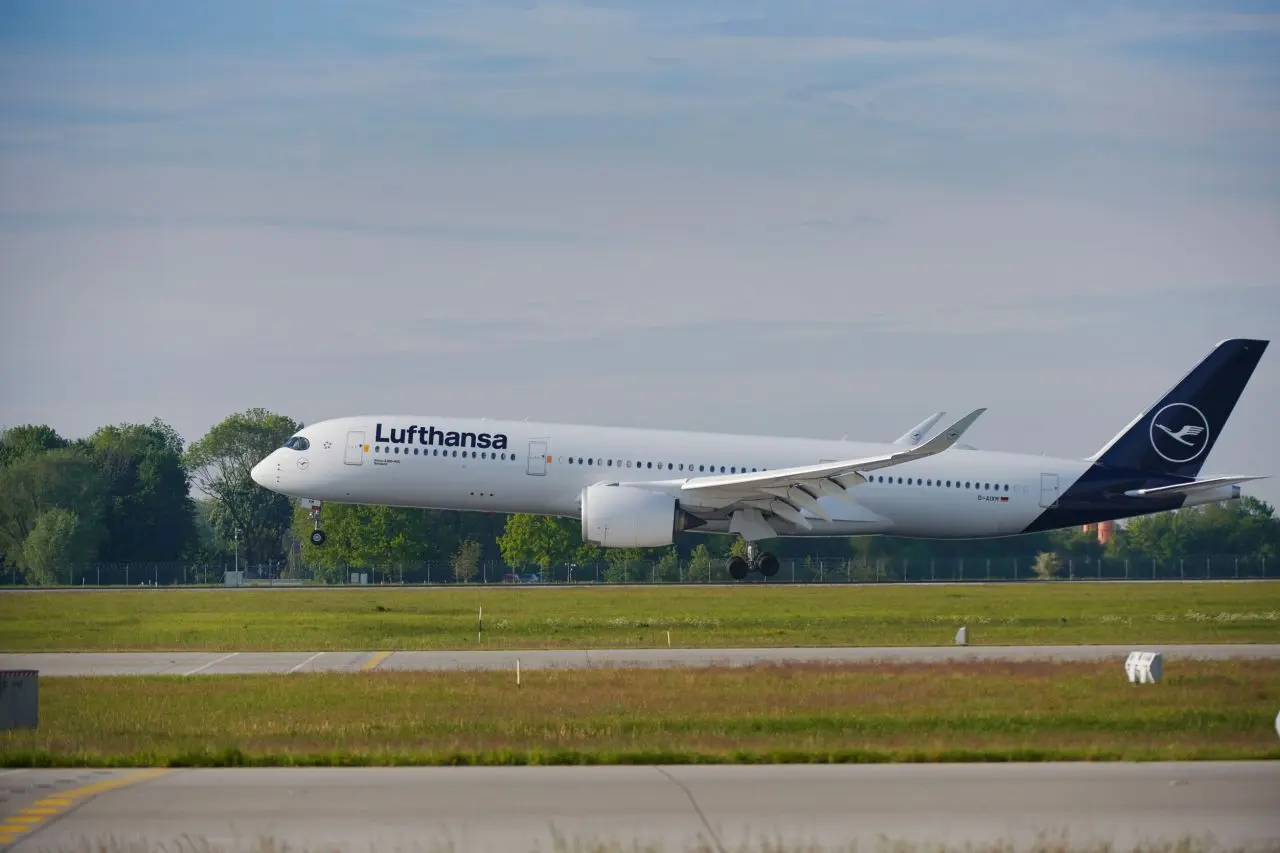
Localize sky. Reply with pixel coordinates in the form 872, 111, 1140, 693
2, 0, 1279, 507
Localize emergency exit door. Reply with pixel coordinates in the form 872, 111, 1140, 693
526, 440, 548, 476
344, 430, 365, 465
1039, 473, 1059, 508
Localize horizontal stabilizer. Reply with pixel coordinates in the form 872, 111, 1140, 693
1123, 475, 1267, 499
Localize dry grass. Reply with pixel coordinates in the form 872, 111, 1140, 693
2, 583, 1279, 651
3, 660, 1278, 766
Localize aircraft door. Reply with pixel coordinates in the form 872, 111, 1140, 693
344, 430, 366, 465
1039, 473, 1059, 508
526, 439, 548, 476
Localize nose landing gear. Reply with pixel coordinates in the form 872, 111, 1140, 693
726, 541, 779, 580
302, 498, 326, 546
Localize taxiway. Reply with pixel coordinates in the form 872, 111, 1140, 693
2, 643, 1279, 676
2, 763, 1278, 852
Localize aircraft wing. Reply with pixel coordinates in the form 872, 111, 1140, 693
659, 408, 985, 527
1123, 475, 1267, 499
892, 411, 945, 446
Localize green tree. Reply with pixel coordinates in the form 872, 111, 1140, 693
0, 425, 69, 469
453, 539, 482, 583
0, 447, 106, 568
294, 503, 443, 582
1032, 551, 1062, 580
1114, 511, 1185, 566
684, 543, 715, 583
86, 419, 197, 562
18, 508, 96, 585
496, 514, 578, 570
603, 547, 648, 583
186, 408, 301, 565
654, 547, 681, 582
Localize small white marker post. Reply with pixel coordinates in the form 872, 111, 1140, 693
478, 606, 483, 645
516, 658, 521, 688
667, 630, 672, 648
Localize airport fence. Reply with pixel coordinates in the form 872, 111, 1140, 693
3, 554, 1276, 587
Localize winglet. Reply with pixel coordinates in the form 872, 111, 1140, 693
913, 408, 986, 455
892, 412, 946, 446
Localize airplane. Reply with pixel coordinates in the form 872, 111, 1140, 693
251, 338, 1269, 580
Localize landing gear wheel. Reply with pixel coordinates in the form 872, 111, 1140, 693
757, 553, 779, 577
304, 499, 326, 546
727, 556, 749, 581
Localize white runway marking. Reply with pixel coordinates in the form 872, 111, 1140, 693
183, 652, 238, 676
288, 652, 325, 674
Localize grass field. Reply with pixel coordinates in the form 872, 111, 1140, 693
2, 583, 1279, 651
3, 660, 1279, 767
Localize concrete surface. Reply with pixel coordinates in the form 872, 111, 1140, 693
2, 644, 1279, 676
2, 763, 1278, 852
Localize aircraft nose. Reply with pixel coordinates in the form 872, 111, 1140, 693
251, 455, 273, 488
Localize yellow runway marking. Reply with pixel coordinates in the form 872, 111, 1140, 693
361, 651, 392, 671
0, 768, 171, 844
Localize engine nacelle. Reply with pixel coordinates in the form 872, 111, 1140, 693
580, 483, 702, 548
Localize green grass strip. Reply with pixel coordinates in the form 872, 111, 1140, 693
3, 582, 1279, 651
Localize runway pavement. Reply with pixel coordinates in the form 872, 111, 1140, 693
2, 643, 1280, 676
2, 763, 1278, 852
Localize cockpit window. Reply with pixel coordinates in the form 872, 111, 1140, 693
282, 436, 310, 451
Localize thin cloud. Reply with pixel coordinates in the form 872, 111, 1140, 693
1, 0, 1277, 506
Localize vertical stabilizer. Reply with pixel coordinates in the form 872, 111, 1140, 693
1088, 338, 1268, 478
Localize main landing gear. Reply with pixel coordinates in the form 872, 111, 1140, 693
727, 541, 779, 581
304, 498, 326, 546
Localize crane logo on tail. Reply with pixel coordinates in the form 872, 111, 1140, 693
1149, 403, 1210, 464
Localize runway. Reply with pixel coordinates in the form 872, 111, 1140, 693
2, 763, 1278, 852
2, 643, 1279, 676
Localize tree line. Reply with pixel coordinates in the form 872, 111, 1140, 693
1, 409, 1278, 585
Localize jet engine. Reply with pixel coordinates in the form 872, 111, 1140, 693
580, 483, 704, 548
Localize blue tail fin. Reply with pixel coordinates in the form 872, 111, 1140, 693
1089, 338, 1268, 478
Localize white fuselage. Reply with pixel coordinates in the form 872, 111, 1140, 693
252, 415, 1097, 539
